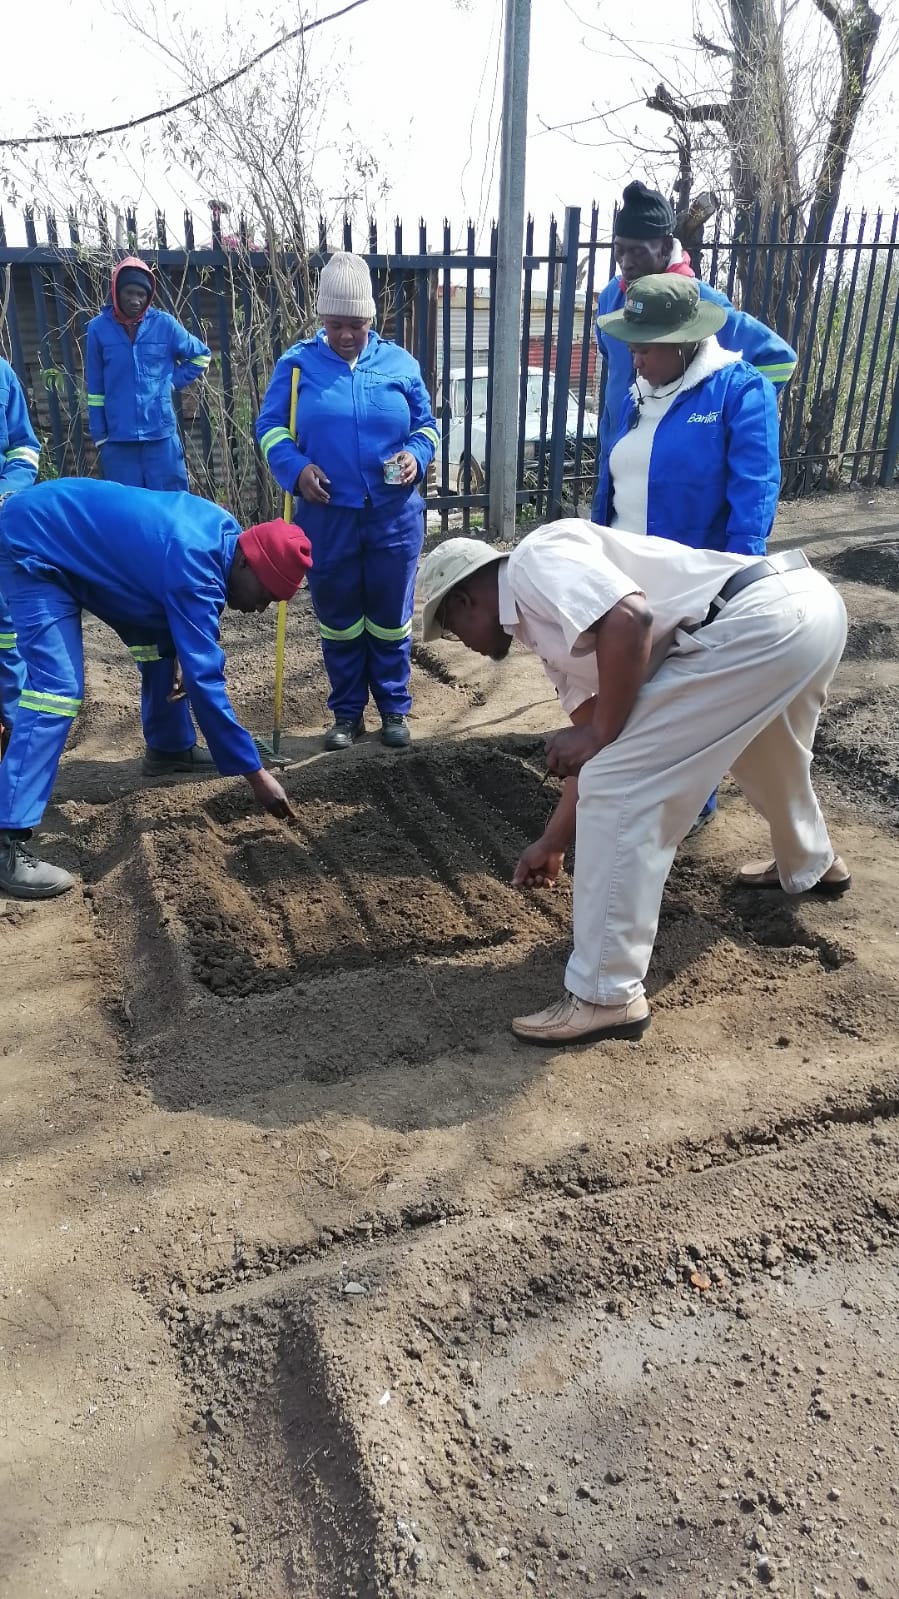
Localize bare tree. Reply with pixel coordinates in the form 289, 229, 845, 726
645, 0, 883, 249
555, 0, 893, 243
0, 1, 387, 519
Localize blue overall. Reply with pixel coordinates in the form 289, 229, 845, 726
0, 481, 260, 833
0, 359, 42, 734
86, 293, 213, 727
256, 330, 438, 721
301, 494, 425, 719
85, 298, 211, 493
593, 272, 797, 488
595, 358, 781, 555
100, 436, 190, 491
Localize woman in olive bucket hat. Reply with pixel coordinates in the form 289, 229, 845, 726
593, 271, 782, 830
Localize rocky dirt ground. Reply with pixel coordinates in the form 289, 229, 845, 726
1, 489, 898, 1599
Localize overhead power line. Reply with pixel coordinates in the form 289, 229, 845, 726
0, 0, 375, 149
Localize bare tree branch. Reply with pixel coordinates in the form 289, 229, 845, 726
806, 0, 882, 237
694, 29, 734, 56
646, 84, 731, 125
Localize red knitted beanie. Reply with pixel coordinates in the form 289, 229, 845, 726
238, 519, 312, 600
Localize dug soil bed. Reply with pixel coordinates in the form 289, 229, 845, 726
74, 731, 892, 1125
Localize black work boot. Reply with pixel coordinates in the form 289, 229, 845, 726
142, 743, 216, 777
381, 713, 411, 749
0, 831, 74, 899
324, 717, 365, 752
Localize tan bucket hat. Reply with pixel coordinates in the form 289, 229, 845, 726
417, 537, 505, 641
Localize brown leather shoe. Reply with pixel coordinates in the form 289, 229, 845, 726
737, 855, 851, 896
511, 991, 650, 1046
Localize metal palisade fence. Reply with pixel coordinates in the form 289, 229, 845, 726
0, 200, 897, 532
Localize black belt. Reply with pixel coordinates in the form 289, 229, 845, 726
701, 549, 810, 627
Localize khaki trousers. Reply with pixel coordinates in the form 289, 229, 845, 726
565, 566, 848, 1005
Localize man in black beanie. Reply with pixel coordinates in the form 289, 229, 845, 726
592, 179, 797, 512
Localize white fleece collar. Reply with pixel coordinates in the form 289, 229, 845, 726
629, 335, 741, 403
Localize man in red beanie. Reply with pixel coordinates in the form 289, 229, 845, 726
0, 479, 311, 898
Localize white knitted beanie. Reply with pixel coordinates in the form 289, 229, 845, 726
316, 252, 376, 319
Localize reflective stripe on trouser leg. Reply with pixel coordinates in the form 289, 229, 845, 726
361, 495, 425, 717
0, 561, 84, 831
0, 593, 26, 727
299, 502, 369, 720
564, 570, 847, 1008
129, 651, 196, 752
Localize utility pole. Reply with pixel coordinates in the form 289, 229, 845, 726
487, 0, 531, 542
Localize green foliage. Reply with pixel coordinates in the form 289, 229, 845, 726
36, 440, 60, 483
39, 367, 67, 396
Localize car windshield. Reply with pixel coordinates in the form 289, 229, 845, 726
525, 373, 556, 414
470, 376, 488, 415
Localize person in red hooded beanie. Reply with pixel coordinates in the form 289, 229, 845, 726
0, 478, 311, 899
85, 258, 215, 774
86, 256, 212, 493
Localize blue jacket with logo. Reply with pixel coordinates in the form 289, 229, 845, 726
0, 479, 261, 774
256, 330, 439, 511
0, 359, 40, 494
594, 275, 796, 473
85, 306, 212, 445
593, 349, 781, 555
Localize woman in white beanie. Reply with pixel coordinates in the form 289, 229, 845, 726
256, 252, 439, 749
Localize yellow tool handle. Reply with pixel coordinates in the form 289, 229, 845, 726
272, 364, 301, 752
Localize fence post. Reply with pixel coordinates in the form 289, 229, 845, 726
880, 363, 899, 487
547, 206, 580, 520
24, 207, 66, 472
487, 0, 531, 542
0, 214, 29, 387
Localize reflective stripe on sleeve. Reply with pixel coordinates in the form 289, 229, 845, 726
189, 355, 212, 367
364, 617, 413, 642
319, 618, 365, 642
411, 426, 440, 451
87, 394, 106, 407
5, 446, 40, 469
19, 689, 82, 717
128, 644, 162, 663
756, 362, 796, 383
259, 426, 294, 460
0, 632, 17, 648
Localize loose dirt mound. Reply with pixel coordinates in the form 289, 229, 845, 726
821, 539, 899, 590
843, 617, 899, 659
816, 684, 899, 806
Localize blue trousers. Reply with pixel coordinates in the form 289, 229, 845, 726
0, 555, 196, 832
299, 495, 425, 720
0, 592, 26, 730
100, 436, 189, 491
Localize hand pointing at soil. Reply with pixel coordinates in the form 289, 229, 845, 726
246, 768, 296, 821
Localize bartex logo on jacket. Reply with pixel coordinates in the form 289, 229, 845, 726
687, 409, 721, 424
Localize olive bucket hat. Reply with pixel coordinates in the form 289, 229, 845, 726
596, 273, 727, 344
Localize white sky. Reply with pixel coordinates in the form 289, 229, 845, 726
1, 0, 897, 248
